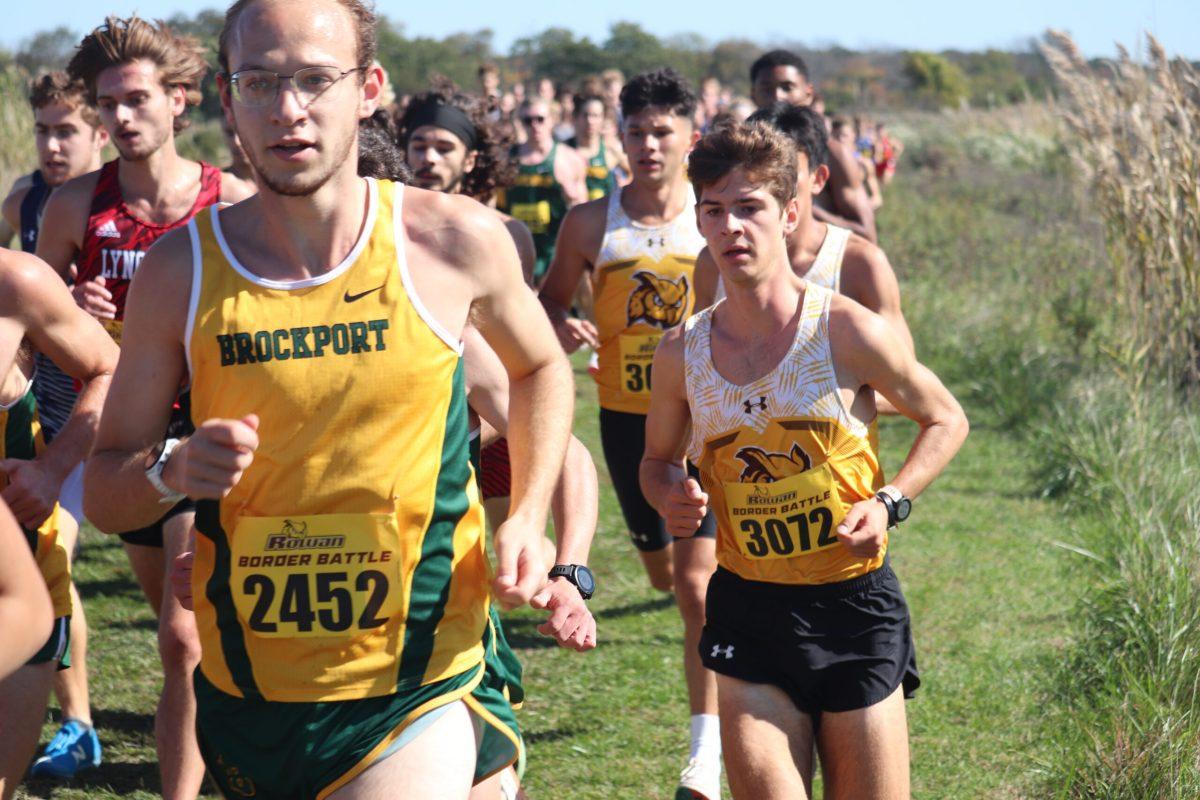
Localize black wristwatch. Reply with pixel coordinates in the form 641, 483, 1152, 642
874, 485, 912, 529
549, 564, 595, 600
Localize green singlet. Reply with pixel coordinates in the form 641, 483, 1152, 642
501, 144, 567, 282
568, 137, 617, 201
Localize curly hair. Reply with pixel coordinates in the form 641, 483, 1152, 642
68, 16, 207, 133
619, 67, 697, 122
395, 77, 516, 203
358, 109, 411, 183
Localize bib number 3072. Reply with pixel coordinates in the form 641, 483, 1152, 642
230, 513, 403, 639
724, 462, 846, 560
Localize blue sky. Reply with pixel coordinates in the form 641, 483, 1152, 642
3, 0, 1196, 58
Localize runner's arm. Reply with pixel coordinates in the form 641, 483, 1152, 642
464, 326, 598, 567
0, 253, 118, 528
823, 140, 877, 243
640, 327, 709, 538
465, 208, 575, 607
83, 229, 199, 533
502, 217, 536, 286
834, 302, 967, 500
538, 202, 601, 351
34, 178, 88, 281
0, 499, 53, 680
844, 239, 913, 415
556, 147, 590, 207
0, 178, 32, 243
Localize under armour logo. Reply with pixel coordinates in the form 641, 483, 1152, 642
743, 397, 767, 413
710, 644, 734, 659
648, 236, 665, 247
24, 230, 35, 243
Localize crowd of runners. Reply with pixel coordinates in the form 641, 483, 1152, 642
0, 2, 966, 799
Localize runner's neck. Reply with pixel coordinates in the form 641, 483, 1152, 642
620, 175, 690, 225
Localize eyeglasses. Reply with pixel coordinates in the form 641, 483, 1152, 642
521, 115, 547, 125
228, 66, 364, 108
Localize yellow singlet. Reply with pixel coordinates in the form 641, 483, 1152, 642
684, 284, 885, 585
0, 382, 71, 617
592, 185, 705, 415
187, 179, 489, 703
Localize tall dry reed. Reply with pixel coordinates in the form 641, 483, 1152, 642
0, 66, 35, 204
1041, 32, 1200, 391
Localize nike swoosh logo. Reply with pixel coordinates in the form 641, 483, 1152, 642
343, 284, 385, 303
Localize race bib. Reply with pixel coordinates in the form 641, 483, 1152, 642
724, 462, 845, 560
619, 332, 661, 397
230, 512, 403, 639
509, 201, 552, 234
102, 319, 123, 345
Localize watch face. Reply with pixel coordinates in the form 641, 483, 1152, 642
895, 498, 912, 522
574, 566, 596, 597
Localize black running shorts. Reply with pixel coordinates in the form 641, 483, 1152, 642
598, 408, 716, 552
700, 563, 920, 716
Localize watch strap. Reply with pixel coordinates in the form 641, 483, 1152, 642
146, 438, 186, 505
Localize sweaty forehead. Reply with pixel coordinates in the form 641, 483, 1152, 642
229, 0, 357, 71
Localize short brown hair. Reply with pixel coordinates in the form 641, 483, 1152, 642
218, 0, 377, 76
688, 121, 798, 209
28, 71, 100, 129
68, 16, 207, 133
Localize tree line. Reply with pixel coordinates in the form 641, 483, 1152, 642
1, 11, 1057, 114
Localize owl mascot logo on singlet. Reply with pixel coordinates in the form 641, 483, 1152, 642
735, 443, 813, 482
626, 271, 690, 328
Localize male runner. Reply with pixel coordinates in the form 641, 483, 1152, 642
0, 248, 117, 800
499, 97, 587, 283
567, 94, 627, 201
36, 16, 254, 800
541, 67, 722, 800
0, 71, 109, 779
696, 104, 911, 350
84, 1, 574, 798
643, 121, 968, 799
749, 50, 877, 243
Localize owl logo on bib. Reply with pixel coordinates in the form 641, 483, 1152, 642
736, 443, 812, 482
626, 271, 689, 329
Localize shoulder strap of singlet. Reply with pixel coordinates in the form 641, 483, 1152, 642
808, 224, 851, 292
189, 162, 223, 217
18, 172, 50, 254
87, 160, 122, 220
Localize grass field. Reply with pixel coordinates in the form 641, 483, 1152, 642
11, 113, 1104, 800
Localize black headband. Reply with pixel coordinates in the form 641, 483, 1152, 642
406, 100, 479, 151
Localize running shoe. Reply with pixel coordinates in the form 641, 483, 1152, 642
675, 755, 721, 800
30, 719, 101, 778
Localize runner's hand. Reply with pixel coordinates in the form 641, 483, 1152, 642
72, 277, 117, 320
0, 458, 60, 529
492, 516, 549, 610
163, 415, 259, 500
171, 550, 195, 611
553, 317, 599, 353
664, 477, 708, 538
531, 577, 597, 652
835, 499, 889, 558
